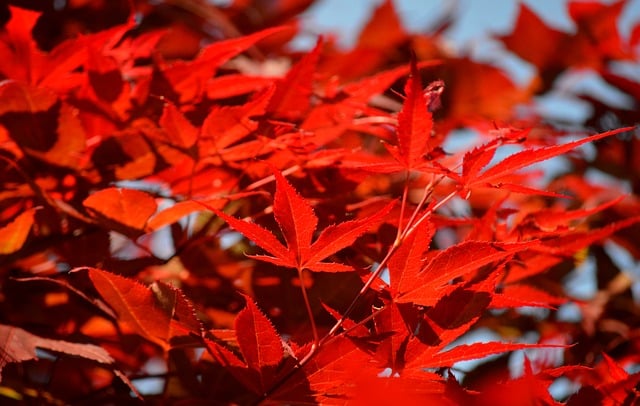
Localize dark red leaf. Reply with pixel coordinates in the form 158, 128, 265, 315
305, 200, 394, 269
235, 294, 284, 370
159, 102, 199, 149
0, 324, 114, 380
269, 336, 376, 404
0, 81, 86, 168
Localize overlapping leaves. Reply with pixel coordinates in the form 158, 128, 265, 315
0, 1, 639, 405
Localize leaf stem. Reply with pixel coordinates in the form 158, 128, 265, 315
395, 173, 411, 244
323, 305, 387, 347
401, 175, 436, 238
323, 184, 456, 341
246, 164, 301, 191
262, 177, 456, 403
322, 245, 397, 341
352, 116, 399, 126
402, 190, 457, 240
297, 267, 320, 348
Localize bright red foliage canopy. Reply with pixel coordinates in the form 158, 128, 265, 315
0, 1, 639, 404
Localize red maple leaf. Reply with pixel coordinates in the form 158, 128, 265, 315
83, 187, 158, 237
267, 39, 322, 121
0, 208, 37, 255
76, 267, 203, 350
458, 127, 633, 196
0, 324, 114, 380
146, 26, 290, 104
388, 54, 435, 171
204, 294, 288, 395
208, 168, 394, 272
500, 1, 631, 74
352, 56, 442, 175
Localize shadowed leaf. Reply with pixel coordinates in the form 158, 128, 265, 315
0, 324, 114, 380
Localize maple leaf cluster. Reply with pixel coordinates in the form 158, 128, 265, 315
0, 0, 639, 404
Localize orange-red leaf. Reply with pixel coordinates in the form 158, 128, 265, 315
200, 87, 272, 152
537, 215, 640, 255
0, 208, 36, 255
423, 241, 535, 285
82, 268, 203, 349
199, 26, 292, 69
150, 281, 204, 341
147, 193, 264, 232
528, 195, 624, 233
0, 6, 41, 83
460, 139, 500, 185
85, 268, 171, 348
341, 60, 441, 104
206, 74, 275, 99
147, 200, 214, 232
156, 26, 289, 103
356, 0, 407, 49
83, 187, 157, 233
492, 284, 566, 309
500, 2, 630, 72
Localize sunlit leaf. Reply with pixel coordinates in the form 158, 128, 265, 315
0, 208, 36, 255
83, 187, 157, 234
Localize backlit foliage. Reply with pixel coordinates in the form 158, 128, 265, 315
0, 0, 639, 404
